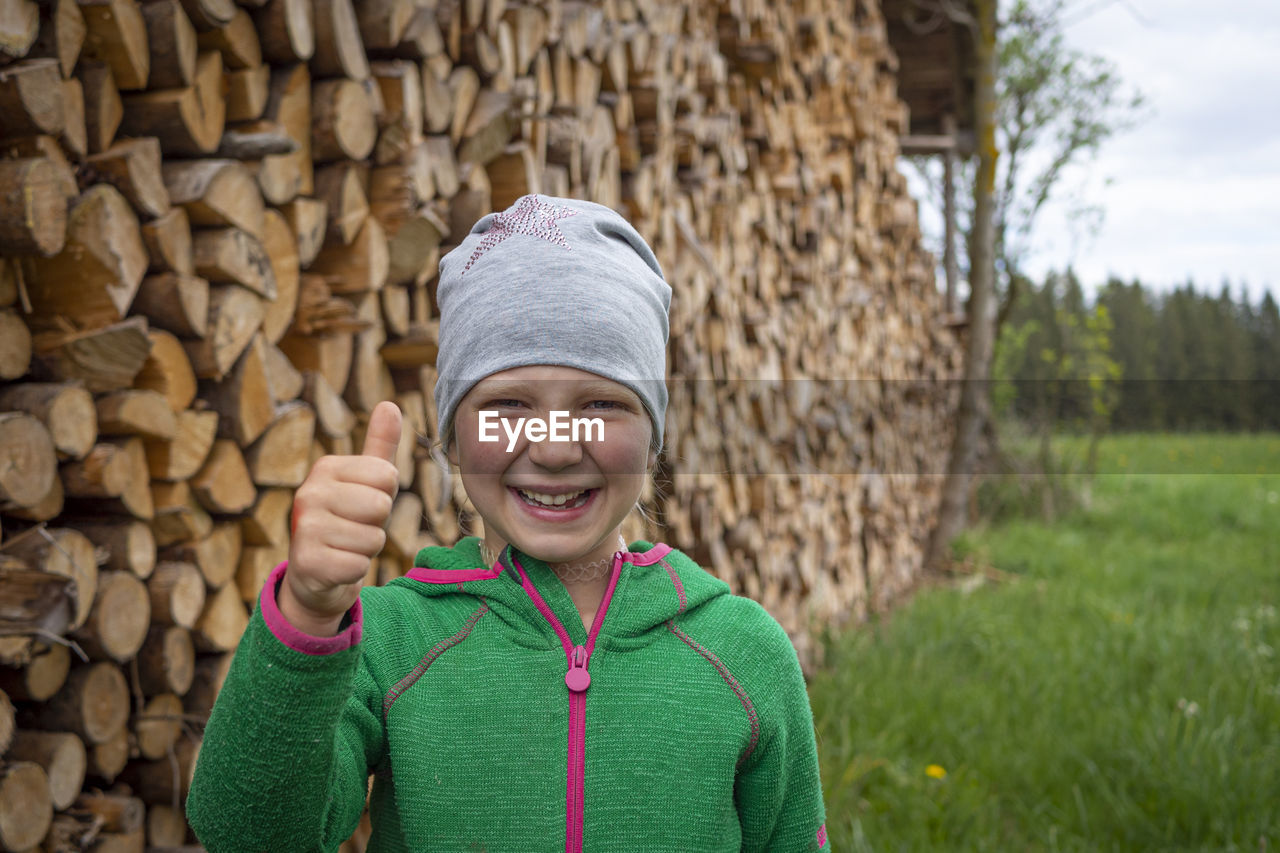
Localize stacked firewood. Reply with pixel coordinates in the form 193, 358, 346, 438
637, 1, 962, 655
0, 0, 959, 849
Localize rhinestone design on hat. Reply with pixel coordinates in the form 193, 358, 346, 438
463, 195, 580, 274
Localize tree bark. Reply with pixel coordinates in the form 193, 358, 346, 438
926, 0, 998, 571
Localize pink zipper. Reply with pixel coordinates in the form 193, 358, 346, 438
509, 548, 625, 853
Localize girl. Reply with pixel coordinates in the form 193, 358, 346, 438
187, 195, 829, 852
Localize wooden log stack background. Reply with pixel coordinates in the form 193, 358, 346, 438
0, 0, 960, 848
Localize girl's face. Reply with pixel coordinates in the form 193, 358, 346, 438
447, 365, 656, 566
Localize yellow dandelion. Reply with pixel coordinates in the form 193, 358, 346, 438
925, 764, 947, 779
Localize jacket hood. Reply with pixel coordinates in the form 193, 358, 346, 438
397, 537, 730, 642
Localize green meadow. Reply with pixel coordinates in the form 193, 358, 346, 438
809, 433, 1280, 851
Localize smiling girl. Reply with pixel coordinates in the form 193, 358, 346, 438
187, 195, 829, 852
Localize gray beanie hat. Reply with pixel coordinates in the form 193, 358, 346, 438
434, 194, 671, 449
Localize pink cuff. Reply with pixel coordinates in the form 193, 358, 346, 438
260, 561, 362, 655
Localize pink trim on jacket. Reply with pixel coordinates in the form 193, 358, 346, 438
405, 564, 504, 583
510, 556, 574, 649
510, 549, 626, 853
404, 543, 669, 585
584, 558, 623, 649
260, 561, 362, 655
621, 542, 672, 566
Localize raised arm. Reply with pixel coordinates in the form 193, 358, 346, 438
187, 402, 404, 852
186, 566, 381, 853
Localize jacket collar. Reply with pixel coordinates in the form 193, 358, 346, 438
397, 537, 730, 641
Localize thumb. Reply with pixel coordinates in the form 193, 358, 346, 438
361, 401, 403, 464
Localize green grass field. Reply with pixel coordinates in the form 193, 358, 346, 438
809, 433, 1280, 851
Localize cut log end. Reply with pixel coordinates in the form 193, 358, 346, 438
0, 159, 69, 256
0, 761, 53, 853
0, 413, 57, 510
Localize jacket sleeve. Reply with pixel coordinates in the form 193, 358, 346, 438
735, 618, 829, 852
186, 562, 384, 853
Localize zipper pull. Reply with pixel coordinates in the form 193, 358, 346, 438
565, 644, 591, 693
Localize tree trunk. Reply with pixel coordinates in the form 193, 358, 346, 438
926, 0, 998, 570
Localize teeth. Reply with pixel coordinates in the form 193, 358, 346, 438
518, 488, 587, 506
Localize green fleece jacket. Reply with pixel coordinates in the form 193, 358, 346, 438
186, 538, 829, 852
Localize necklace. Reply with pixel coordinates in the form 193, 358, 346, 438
479, 534, 627, 584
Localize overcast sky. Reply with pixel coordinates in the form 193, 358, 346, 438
1016, 0, 1280, 302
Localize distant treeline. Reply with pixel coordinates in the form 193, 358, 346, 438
996, 272, 1280, 431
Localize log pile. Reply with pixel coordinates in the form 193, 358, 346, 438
0, 0, 959, 848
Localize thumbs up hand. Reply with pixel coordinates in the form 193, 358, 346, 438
281, 401, 403, 635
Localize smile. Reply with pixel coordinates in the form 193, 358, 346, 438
515, 488, 594, 509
